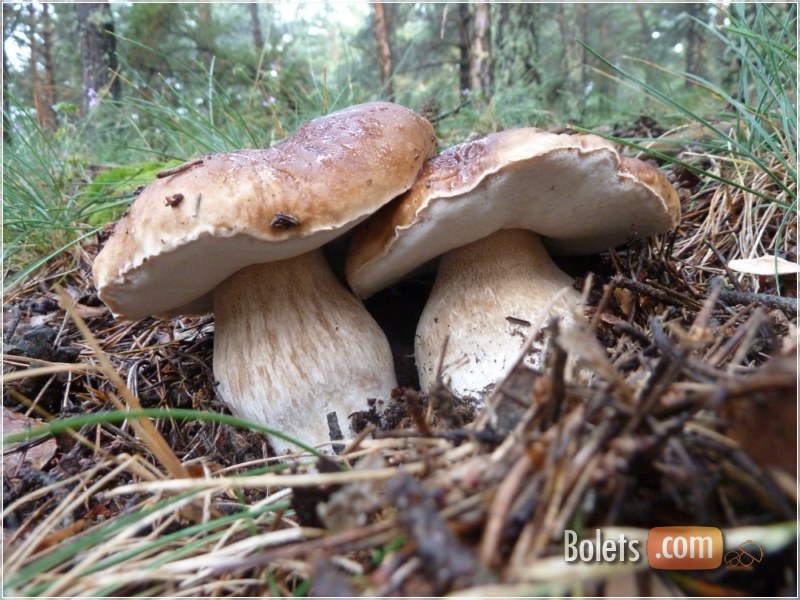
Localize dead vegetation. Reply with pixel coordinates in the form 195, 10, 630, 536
2, 127, 797, 596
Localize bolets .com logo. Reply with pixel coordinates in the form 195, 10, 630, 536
565, 527, 763, 571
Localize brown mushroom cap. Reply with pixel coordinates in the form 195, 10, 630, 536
93, 102, 436, 319
346, 128, 680, 297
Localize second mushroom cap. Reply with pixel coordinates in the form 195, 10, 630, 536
347, 128, 680, 297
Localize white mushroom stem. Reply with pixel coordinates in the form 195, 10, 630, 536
213, 249, 397, 453
415, 228, 582, 400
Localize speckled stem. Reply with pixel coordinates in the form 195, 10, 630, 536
415, 229, 582, 400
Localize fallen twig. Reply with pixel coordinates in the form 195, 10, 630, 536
611, 275, 703, 310
717, 289, 797, 314
155, 158, 204, 179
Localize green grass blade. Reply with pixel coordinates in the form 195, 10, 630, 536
2, 407, 325, 458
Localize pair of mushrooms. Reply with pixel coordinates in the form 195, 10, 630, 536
93, 102, 680, 453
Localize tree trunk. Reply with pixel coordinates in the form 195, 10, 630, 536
593, 7, 614, 113
27, 5, 54, 129
469, 2, 491, 99
717, 4, 739, 90
40, 3, 57, 129
518, 3, 540, 85
249, 3, 263, 50
2, 5, 18, 143
494, 3, 508, 86
576, 3, 589, 118
75, 1, 120, 111
196, 3, 215, 65
633, 4, 653, 86
634, 4, 651, 47
684, 3, 706, 85
495, 4, 540, 88
457, 3, 471, 96
27, 5, 42, 124
373, 1, 393, 100
554, 4, 582, 113
2, 46, 9, 143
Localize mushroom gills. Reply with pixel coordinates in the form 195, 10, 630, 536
415, 228, 582, 400
213, 249, 397, 452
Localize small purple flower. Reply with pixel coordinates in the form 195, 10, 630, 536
86, 88, 99, 109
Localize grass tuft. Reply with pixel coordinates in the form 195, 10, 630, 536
579, 3, 796, 294
2, 95, 101, 291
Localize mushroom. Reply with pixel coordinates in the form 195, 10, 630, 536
727, 255, 800, 276
93, 102, 436, 452
346, 128, 680, 400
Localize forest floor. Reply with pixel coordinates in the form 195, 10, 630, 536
3, 118, 798, 597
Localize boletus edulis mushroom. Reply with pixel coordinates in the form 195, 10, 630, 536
346, 128, 680, 400
93, 102, 436, 452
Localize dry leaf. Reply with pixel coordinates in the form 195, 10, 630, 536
723, 348, 798, 475
613, 288, 635, 317
2, 409, 57, 472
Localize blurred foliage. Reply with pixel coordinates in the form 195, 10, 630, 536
2, 2, 796, 287
7, 3, 768, 145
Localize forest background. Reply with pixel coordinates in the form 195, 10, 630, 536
5, 1, 794, 286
